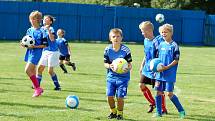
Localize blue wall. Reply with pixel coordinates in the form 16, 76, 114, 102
205, 15, 215, 46
0, 1, 207, 45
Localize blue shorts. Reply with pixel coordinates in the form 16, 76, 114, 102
106, 78, 128, 98
24, 49, 42, 65
154, 80, 174, 92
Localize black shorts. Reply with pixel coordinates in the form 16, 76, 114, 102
59, 55, 70, 61
139, 75, 155, 87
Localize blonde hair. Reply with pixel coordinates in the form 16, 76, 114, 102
29, 10, 42, 23
109, 28, 123, 37
159, 23, 173, 34
139, 21, 154, 30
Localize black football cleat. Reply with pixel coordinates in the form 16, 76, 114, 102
147, 104, 155, 113
107, 113, 117, 119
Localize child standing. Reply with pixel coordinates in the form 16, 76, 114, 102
138, 21, 167, 113
154, 24, 185, 118
21, 10, 47, 97
56, 29, 76, 73
104, 28, 132, 120
37, 15, 61, 90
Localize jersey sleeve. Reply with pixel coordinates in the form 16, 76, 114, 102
50, 27, 57, 38
64, 39, 69, 46
41, 29, 48, 46
104, 47, 111, 64
124, 47, 132, 63
173, 43, 180, 60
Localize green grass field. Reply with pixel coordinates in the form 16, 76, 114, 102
0, 42, 215, 121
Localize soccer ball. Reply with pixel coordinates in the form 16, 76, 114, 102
21, 35, 35, 47
150, 58, 163, 72
155, 13, 165, 23
112, 58, 128, 74
65, 95, 79, 109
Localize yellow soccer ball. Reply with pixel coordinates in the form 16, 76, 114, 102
112, 58, 128, 74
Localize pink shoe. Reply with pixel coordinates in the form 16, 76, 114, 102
32, 87, 43, 97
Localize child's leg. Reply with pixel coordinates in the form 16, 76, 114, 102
155, 92, 163, 116
37, 65, 45, 85
66, 61, 76, 71
168, 92, 184, 112
116, 97, 124, 119
25, 63, 43, 97
162, 93, 167, 113
140, 85, 155, 105
106, 81, 117, 119
166, 82, 184, 112
60, 60, 68, 73
48, 67, 60, 89
154, 81, 165, 116
139, 75, 155, 113
140, 84, 156, 113
25, 63, 39, 88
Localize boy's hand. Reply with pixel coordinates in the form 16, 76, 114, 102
123, 67, 129, 73
27, 45, 35, 49
20, 42, 25, 48
157, 65, 168, 72
44, 25, 50, 30
109, 64, 115, 71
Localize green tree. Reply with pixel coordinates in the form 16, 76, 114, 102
151, 0, 187, 9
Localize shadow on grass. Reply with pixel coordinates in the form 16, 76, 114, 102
62, 89, 106, 95
0, 112, 29, 118
178, 72, 215, 76
0, 101, 65, 110
184, 114, 215, 121
0, 101, 95, 112
72, 72, 105, 77
0, 77, 28, 81
95, 116, 142, 121
79, 97, 106, 103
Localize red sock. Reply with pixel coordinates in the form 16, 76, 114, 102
162, 94, 167, 111
30, 75, 39, 89
142, 87, 155, 105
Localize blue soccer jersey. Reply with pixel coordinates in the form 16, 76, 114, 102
104, 44, 132, 82
56, 37, 69, 56
142, 35, 164, 79
155, 41, 180, 82
43, 27, 58, 51
24, 27, 48, 65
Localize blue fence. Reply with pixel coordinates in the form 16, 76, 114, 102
205, 15, 215, 46
0, 1, 208, 45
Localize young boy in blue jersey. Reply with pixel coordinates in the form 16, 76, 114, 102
154, 24, 185, 118
37, 15, 61, 91
56, 29, 76, 73
104, 28, 132, 120
21, 10, 47, 97
138, 21, 167, 113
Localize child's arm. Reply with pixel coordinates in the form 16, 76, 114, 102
139, 58, 145, 75
67, 45, 71, 55
158, 60, 178, 72
45, 25, 55, 41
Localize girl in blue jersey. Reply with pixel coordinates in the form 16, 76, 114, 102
21, 10, 47, 97
104, 28, 132, 120
138, 21, 167, 114
154, 24, 185, 118
56, 29, 76, 73
37, 15, 61, 91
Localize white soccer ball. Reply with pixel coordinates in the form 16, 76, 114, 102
155, 13, 165, 23
112, 58, 128, 74
65, 95, 79, 109
150, 58, 163, 72
21, 35, 35, 47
